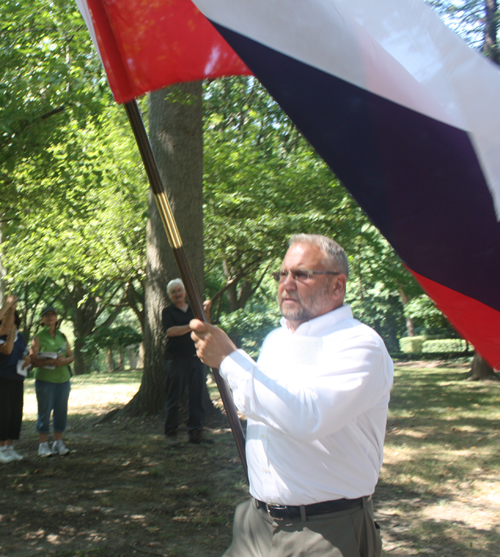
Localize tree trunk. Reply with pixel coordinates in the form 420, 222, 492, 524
226, 280, 239, 313
124, 82, 204, 416
72, 284, 87, 376
136, 342, 145, 369
399, 287, 415, 337
106, 349, 115, 372
69, 282, 122, 375
127, 346, 139, 370
237, 280, 254, 310
0, 220, 6, 305
117, 347, 125, 371
468, 352, 499, 381
483, 0, 499, 63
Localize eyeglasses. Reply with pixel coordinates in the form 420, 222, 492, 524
272, 270, 340, 282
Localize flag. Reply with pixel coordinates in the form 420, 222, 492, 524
76, 0, 251, 103
78, 0, 500, 369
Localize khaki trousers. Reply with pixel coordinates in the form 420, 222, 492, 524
223, 496, 382, 557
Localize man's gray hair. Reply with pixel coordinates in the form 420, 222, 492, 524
167, 278, 185, 294
289, 234, 349, 279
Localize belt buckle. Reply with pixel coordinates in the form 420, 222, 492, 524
267, 504, 288, 520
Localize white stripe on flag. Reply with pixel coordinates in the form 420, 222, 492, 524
75, 0, 102, 65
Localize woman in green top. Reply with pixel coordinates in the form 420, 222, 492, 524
30, 306, 74, 457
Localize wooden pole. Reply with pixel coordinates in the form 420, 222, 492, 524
124, 99, 248, 479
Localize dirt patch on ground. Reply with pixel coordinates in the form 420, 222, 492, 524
1, 413, 245, 557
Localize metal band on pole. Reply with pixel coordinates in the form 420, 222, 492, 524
124, 99, 248, 480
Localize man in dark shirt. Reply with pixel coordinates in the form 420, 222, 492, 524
162, 279, 206, 447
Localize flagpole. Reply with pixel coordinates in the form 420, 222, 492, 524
124, 99, 248, 480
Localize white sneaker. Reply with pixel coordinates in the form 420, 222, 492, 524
0, 447, 15, 463
52, 441, 70, 456
6, 446, 23, 461
38, 442, 52, 457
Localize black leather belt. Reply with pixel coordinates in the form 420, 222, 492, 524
256, 497, 363, 520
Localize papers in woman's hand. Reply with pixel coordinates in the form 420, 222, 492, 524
16, 359, 30, 377
38, 351, 58, 370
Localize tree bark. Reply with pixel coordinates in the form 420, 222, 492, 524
469, 352, 499, 381
226, 280, 239, 313
106, 349, 115, 372
399, 287, 415, 337
483, 0, 499, 63
124, 82, 204, 415
72, 283, 90, 376
70, 283, 122, 375
117, 347, 125, 371
136, 342, 145, 369
127, 346, 139, 370
0, 220, 6, 305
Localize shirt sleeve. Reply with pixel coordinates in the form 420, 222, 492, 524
219, 331, 393, 442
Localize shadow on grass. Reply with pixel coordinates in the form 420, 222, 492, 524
376, 481, 500, 556
2, 363, 498, 556
376, 363, 500, 556
0, 412, 247, 557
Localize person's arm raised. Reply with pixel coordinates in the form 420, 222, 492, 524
0, 295, 17, 323
0, 320, 16, 355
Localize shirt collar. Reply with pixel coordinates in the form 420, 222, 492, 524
280, 304, 353, 336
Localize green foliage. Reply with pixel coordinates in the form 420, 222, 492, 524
203, 77, 357, 311
3, 106, 148, 287
1, 0, 148, 376
399, 336, 472, 354
1, 0, 108, 208
422, 338, 472, 353
219, 303, 281, 360
346, 225, 422, 350
1, 0, 148, 291
83, 325, 142, 353
399, 336, 427, 353
404, 294, 456, 337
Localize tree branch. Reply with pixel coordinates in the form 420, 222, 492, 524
3, 106, 66, 146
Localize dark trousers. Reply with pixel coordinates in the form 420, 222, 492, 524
0, 377, 24, 441
164, 356, 205, 436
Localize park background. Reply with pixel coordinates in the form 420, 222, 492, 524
1, 0, 499, 555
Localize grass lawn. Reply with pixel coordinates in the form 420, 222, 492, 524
0, 362, 498, 556
379, 361, 500, 555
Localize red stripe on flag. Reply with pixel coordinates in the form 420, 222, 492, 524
87, 0, 135, 102
85, 0, 251, 103
409, 269, 500, 369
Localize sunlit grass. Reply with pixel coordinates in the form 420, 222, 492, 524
379, 362, 500, 554
22, 370, 143, 419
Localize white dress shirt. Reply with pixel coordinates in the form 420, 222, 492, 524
219, 304, 394, 506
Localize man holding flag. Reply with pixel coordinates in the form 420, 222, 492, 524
75, 0, 499, 550
191, 234, 394, 556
